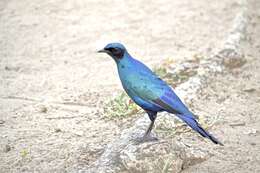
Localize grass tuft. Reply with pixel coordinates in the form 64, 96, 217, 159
153, 65, 197, 88
103, 92, 141, 119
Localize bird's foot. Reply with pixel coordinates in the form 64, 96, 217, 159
134, 134, 158, 143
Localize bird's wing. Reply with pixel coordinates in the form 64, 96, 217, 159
151, 90, 194, 118
125, 71, 165, 100
127, 71, 194, 118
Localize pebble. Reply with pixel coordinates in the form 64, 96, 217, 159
3, 144, 11, 153
39, 106, 48, 113
54, 128, 62, 133
229, 122, 246, 127
243, 88, 256, 93
74, 131, 84, 136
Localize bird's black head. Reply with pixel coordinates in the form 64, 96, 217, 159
98, 43, 126, 60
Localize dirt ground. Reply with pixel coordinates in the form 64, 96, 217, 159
183, 2, 260, 172
0, 0, 259, 172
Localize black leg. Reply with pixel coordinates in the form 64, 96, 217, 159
144, 110, 157, 137
134, 110, 158, 143
144, 116, 156, 137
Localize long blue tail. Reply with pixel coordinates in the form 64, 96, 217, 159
177, 114, 223, 146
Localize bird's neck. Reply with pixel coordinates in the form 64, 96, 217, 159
117, 52, 136, 68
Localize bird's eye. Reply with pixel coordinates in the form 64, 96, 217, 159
107, 48, 121, 55
111, 48, 121, 54
106, 48, 116, 53
106, 47, 124, 59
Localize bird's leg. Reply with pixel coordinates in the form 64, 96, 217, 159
135, 110, 158, 143
144, 118, 156, 137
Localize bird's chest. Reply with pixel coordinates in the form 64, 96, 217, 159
119, 71, 155, 99
118, 69, 141, 94
119, 75, 161, 111
119, 72, 139, 94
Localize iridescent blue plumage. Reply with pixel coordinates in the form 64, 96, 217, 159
98, 42, 223, 145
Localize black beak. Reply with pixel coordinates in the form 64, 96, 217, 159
97, 49, 108, 53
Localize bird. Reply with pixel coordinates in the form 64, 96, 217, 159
98, 42, 223, 145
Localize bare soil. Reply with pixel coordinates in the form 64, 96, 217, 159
183, 2, 260, 172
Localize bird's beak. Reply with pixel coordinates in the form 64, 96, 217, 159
97, 49, 107, 53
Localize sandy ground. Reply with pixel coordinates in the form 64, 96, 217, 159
0, 0, 259, 172
183, 2, 260, 172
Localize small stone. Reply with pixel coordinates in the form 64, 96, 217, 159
219, 49, 246, 69
229, 122, 246, 127
74, 131, 84, 136
250, 142, 256, 146
243, 88, 256, 93
54, 128, 62, 133
0, 120, 5, 124
4, 66, 10, 70
3, 144, 11, 152
39, 106, 48, 113
4, 66, 20, 71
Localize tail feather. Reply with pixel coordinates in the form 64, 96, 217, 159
177, 114, 223, 146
